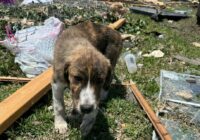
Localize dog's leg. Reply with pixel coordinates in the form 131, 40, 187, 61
80, 109, 98, 136
100, 88, 109, 101
52, 81, 68, 134
101, 69, 113, 101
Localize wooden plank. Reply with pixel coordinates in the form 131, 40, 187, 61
108, 18, 126, 29
0, 19, 126, 134
144, 0, 165, 8
100, 0, 166, 8
0, 76, 31, 83
128, 81, 172, 140
0, 67, 53, 134
173, 54, 200, 66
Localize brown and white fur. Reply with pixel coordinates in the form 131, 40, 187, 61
52, 21, 122, 136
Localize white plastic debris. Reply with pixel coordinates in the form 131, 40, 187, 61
123, 52, 137, 73
1, 17, 64, 77
176, 90, 193, 101
121, 33, 136, 41
21, 0, 53, 5
192, 42, 200, 48
143, 50, 164, 58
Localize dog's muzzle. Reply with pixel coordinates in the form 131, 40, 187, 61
80, 104, 94, 114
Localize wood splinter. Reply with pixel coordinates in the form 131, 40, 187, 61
0, 76, 32, 83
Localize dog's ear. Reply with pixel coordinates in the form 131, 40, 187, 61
104, 63, 112, 90
64, 62, 70, 84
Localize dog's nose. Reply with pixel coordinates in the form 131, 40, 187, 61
80, 104, 93, 114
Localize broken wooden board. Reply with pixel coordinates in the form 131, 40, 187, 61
0, 67, 53, 134
0, 19, 126, 134
108, 18, 126, 29
100, 0, 165, 8
0, 76, 31, 83
173, 54, 200, 66
144, 0, 165, 8
127, 80, 172, 140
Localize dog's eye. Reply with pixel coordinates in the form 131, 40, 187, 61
74, 76, 83, 82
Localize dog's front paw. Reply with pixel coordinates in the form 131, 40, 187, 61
55, 121, 68, 134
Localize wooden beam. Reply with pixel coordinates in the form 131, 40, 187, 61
0, 67, 53, 134
0, 19, 126, 134
108, 18, 126, 29
173, 54, 200, 66
100, 0, 166, 8
127, 81, 172, 140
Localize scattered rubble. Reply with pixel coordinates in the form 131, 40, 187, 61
173, 55, 200, 66
121, 33, 136, 41
106, 1, 128, 14
192, 42, 200, 48
156, 70, 200, 140
47, 105, 53, 111
143, 50, 164, 58
21, 0, 53, 5
123, 41, 134, 48
143, 0, 165, 8
109, 2, 123, 10
176, 90, 193, 101
137, 63, 143, 69
130, 6, 189, 21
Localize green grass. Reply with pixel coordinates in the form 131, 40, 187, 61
0, 3, 200, 140
0, 83, 23, 101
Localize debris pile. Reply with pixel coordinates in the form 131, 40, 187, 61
155, 70, 200, 140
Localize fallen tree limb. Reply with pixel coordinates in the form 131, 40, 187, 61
173, 54, 200, 66
127, 80, 172, 140
0, 76, 32, 83
0, 18, 126, 134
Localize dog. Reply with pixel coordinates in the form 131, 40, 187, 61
52, 21, 122, 136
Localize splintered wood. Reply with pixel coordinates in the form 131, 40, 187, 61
0, 76, 31, 83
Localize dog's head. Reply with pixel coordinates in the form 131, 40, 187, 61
64, 43, 111, 114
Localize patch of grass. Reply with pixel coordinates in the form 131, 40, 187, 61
1, 93, 54, 139
1, 87, 152, 140
0, 19, 24, 77
0, 46, 24, 77
105, 98, 152, 139
0, 83, 23, 101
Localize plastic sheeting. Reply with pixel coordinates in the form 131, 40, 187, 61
1, 17, 64, 77
153, 70, 200, 140
21, 0, 53, 5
